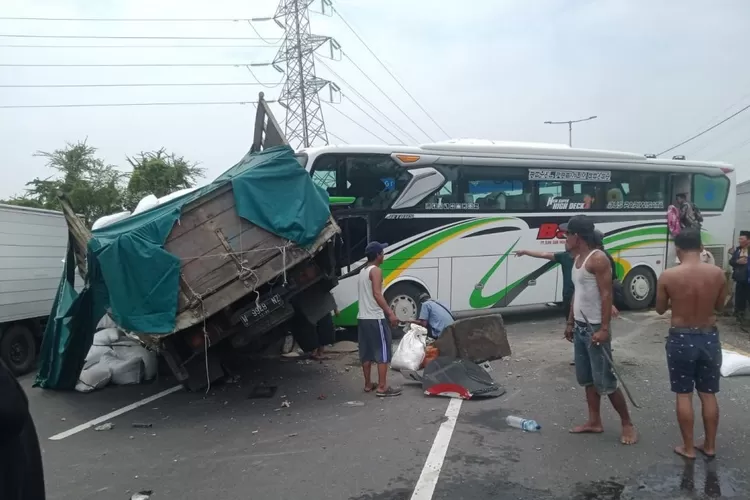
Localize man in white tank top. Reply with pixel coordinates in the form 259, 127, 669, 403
357, 241, 402, 397
561, 216, 638, 445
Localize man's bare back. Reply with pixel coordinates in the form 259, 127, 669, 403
658, 260, 726, 328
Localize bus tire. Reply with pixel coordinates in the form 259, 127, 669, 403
0, 323, 37, 376
384, 282, 425, 339
622, 266, 656, 310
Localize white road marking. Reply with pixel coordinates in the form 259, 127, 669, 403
49, 385, 183, 441
410, 398, 463, 500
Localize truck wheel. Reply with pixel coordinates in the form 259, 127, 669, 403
1, 324, 37, 376
622, 266, 656, 310
385, 282, 425, 339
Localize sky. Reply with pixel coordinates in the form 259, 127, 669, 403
2, 0, 750, 200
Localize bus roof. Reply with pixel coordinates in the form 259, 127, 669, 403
300, 139, 733, 171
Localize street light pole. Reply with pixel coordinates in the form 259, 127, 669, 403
544, 115, 598, 147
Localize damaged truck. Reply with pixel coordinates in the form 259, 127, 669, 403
36, 95, 341, 391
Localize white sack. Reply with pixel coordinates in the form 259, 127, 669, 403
100, 352, 145, 385
720, 349, 750, 377
75, 364, 112, 393
132, 194, 158, 215
391, 325, 427, 371
96, 313, 117, 331
92, 211, 132, 230
157, 187, 199, 205
84, 327, 122, 365
112, 339, 158, 381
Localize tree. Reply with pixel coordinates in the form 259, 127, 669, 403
3, 141, 124, 226
124, 149, 205, 210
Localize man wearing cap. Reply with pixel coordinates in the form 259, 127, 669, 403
407, 293, 455, 339
358, 241, 402, 397
562, 215, 638, 445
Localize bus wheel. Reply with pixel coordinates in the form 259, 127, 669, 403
0, 323, 37, 376
385, 282, 424, 339
622, 267, 656, 310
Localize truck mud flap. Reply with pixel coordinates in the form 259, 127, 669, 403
162, 344, 225, 392
433, 314, 511, 364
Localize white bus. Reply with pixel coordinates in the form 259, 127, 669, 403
296, 140, 736, 327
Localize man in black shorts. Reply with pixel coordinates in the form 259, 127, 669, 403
656, 228, 726, 459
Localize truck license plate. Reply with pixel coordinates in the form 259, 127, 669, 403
241, 294, 283, 326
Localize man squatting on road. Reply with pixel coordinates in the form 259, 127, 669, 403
561, 215, 638, 445
656, 228, 726, 459
357, 241, 402, 397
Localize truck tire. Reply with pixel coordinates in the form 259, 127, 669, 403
622, 266, 656, 310
1, 323, 37, 376
385, 282, 425, 339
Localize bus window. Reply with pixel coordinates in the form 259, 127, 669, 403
343, 155, 411, 210
310, 154, 340, 198
693, 173, 730, 210
604, 171, 666, 211
537, 181, 598, 211
457, 167, 532, 211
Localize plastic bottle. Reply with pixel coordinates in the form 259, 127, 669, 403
505, 415, 541, 432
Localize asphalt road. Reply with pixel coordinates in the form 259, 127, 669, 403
20, 307, 750, 500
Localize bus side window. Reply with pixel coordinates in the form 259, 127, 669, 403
344, 155, 410, 210
310, 154, 341, 197
692, 173, 730, 211
604, 171, 667, 210
457, 167, 533, 211
538, 181, 598, 211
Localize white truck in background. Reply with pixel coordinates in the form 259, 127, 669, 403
0, 203, 69, 375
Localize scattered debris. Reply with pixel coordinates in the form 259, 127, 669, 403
132, 423, 153, 429
287, 432, 299, 437
60, 417, 66, 421
280, 400, 291, 408
247, 384, 278, 399
252, 430, 259, 434
131, 490, 152, 500
317, 394, 327, 400
94, 422, 114, 431
342, 401, 365, 407
225, 374, 241, 384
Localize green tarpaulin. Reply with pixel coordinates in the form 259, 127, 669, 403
36, 145, 330, 389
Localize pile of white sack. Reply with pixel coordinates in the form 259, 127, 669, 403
76, 314, 158, 393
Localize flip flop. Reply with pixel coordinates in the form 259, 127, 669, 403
696, 444, 716, 459
363, 383, 377, 393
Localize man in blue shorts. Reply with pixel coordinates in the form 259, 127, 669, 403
656, 228, 726, 459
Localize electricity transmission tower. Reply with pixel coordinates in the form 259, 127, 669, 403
272, 0, 339, 148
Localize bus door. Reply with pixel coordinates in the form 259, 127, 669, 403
333, 213, 370, 278
665, 173, 691, 267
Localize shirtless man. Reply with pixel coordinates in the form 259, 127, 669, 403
656, 228, 726, 459
562, 215, 638, 445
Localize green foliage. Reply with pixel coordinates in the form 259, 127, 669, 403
123, 149, 205, 211
2, 141, 204, 227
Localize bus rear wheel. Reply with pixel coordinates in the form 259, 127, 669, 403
622, 266, 656, 310
385, 282, 424, 339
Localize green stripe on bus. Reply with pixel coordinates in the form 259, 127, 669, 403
329, 196, 355, 205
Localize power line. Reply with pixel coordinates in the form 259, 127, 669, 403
708, 136, 750, 161
0, 34, 282, 41
657, 102, 750, 156
325, 103, 388, 144
332, 4, 449, 139
328, 131, 349, 144
0, 100, 268, 109
245, 66, 284, 89
315, 55, 418, 144
0, 82, 281, 88
342, 94, 404, 145
0, 16, 257, 22
342, 52, 434, 142
0, 63, 255, 67
0, 43, 277, 49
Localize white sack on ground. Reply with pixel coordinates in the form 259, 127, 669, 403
85, 327, 121, 365
99, 351, 145, 385
112, 338, 158, 381
96, 313, 117, 331
75, 364, 112, 393
721, 349, 750, 377
391, 325, 427, 371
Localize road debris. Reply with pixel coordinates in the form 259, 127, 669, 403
281, 400, 291, 408
132, 423, 153, 428
342, 401, 365, 407
317, 394, 327, 400
287, 432, 299, 437
247, 384, 278, 399
93, 422, 114, 431
131, 490, 152, 500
